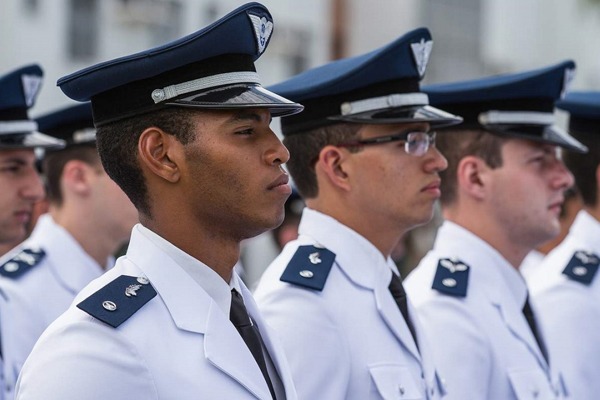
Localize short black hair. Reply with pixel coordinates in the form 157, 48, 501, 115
95, 107, 196, 217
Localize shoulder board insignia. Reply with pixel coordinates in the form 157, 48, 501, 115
280, 245, 336, 291
77, 275, 157, 328
432, 258, 470, 297
0, 247, 45, 279
562, 250, 600, 285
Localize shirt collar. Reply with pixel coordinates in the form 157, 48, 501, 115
135, 224, 239, 316
435, 221, 528, 307
298, 208, 395, 288
569, 210, 600, 250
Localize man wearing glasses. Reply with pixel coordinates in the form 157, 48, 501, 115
404, 62, 583, 399
254, 28, 461, 399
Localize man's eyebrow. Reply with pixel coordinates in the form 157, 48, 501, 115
0, 157, 29, 165
226, 111, 267, 124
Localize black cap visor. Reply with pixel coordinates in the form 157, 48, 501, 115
0, 131, 66, 150
328, 104, 462, 129
166, 83, 304, 118
485, 124, 588, 153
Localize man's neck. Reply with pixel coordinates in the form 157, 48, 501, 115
50, 208, 117, 269
140, 215, 240, 283
444, 207, 529, 269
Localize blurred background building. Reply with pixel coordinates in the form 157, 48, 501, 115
2, 0, 599, 287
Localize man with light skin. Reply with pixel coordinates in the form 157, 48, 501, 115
254, 28, 462, 399
0, 63, 65, 400
529, 92, 600, 400
404, 61, 584, 399
15, 3, 303, 399
0, 66, 64, 255
0, 102, 138, 399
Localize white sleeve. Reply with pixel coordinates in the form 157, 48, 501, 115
15, 316, 158, 400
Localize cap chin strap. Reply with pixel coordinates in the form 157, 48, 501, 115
340, 93, 429, 116
0, 120, 38, 135
478, 111, 555, 126
151, 71, 261, 104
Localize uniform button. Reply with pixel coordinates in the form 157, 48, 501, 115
573, 266, 588, 276
137, 276, 150, 285
4, 262, 19, 272
102, 300, 117, 311
398, 386, 405, 396
299, 270, 314, 278
442, 278, 457, 287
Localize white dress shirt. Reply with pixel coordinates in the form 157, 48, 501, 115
530, 210, 600, 400
0, 214, 107, 399
255, 208, 445, 400
405, 221, 568, 400
15, 224, 296, 400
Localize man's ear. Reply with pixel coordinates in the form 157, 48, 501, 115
456, 155, 490, 201
315, 145, 352, 192
61, 160, 94, 197
138, 127, 182, 183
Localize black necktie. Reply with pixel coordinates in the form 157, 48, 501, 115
230, 289, 276, 399
388, 272, 419, 349
522, 295, 548, 363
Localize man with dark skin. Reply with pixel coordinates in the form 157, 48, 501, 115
15, 4, 303, 399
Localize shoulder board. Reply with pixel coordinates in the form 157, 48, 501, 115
77, 275, 157, 328
431, 258, 470, 297
0, 247, 45, 279
280, 245, 336, 291
562, 250, 600, 285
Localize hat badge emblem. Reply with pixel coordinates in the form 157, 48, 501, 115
410, 38, 433, 78
248, 14, 273, 54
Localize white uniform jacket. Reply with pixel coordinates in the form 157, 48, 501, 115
530, 210, 600, 400
0, 214, 106, 399
15, 225, 297, 400
405, 221, 568, 400
254, 208, 446, 400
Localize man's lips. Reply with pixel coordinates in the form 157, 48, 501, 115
548, 198, 564, 213
268, 174, 291, 194
421, 180, 441, 193
13, 209, 32, 223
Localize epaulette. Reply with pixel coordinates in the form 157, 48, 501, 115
562, 250, 600, 285
432, 258, 470, 297
77, 275, 157, 328
280, 245, 336, 291
0, 247, 45, 279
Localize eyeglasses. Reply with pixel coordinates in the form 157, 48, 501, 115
337, 131, 437, 157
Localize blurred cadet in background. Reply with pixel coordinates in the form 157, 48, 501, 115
0, 102, 137, 399
0, 65, 64, 258
530, 92, 600, 400
255, 28, 462, 399
270, 187, 304, 251
0, 198, 49, 258
0, 64, 64, 399
405, 61, 585, 400
15, 3, 303, 399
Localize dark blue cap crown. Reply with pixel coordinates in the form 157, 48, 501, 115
424, 60, 587, 153
268, 27, 462, 135
58, 2, 302, 126
556, 92, 600, 133
37, 102, 95, 146
0, 64, 65, 150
